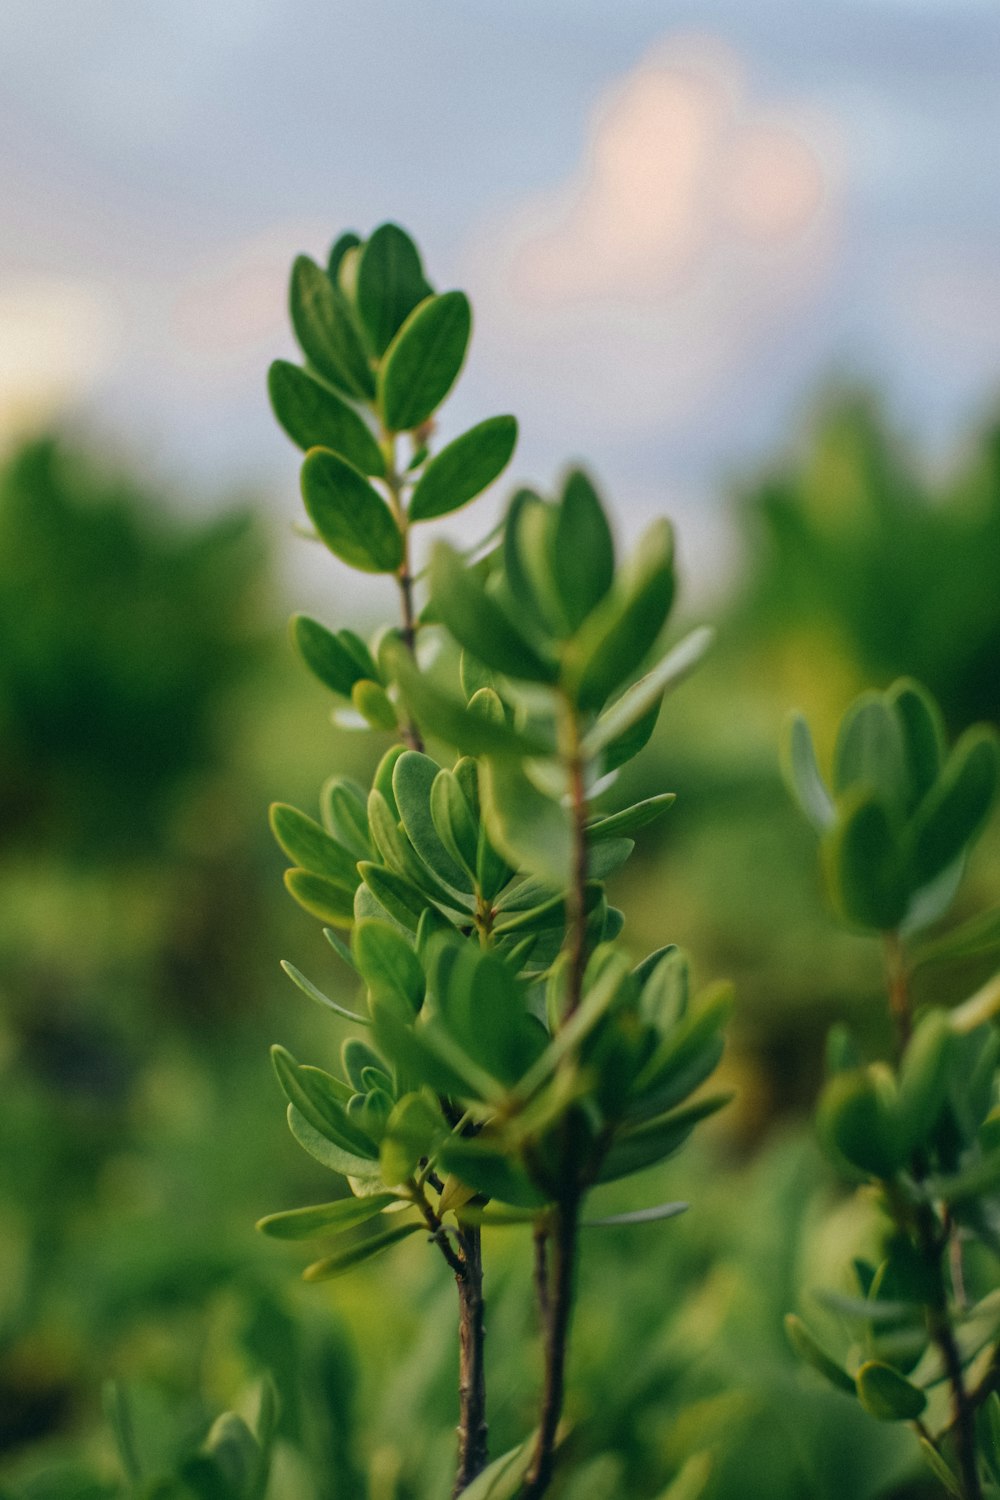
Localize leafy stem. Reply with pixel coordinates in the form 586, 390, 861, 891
884, 942, 982, 1500
383, 438, 425, 752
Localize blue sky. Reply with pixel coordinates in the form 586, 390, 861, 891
2, 0, 999, 593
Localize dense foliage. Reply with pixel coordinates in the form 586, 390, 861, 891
2, 256, 1000, 1499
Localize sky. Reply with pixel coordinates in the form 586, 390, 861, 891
2, 0, 1000, 596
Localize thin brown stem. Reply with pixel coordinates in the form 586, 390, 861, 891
533, 1223, 552, 1337
413, 1184, 466, 1279
882, 940, 981, 1497
453, 1226, 488, 1496
523, 1197, 579, 1499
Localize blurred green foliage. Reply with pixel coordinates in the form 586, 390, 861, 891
2, 386, 999, 1497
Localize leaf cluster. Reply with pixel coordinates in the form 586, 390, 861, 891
784, 681, 1000, 1497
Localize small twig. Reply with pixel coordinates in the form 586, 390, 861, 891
413, 1184, 467, 1280
534, 1223, 552, 1337
523, 1197, 579, 1499
453, 1225, 489, 1496
914, 1203, 982, 1500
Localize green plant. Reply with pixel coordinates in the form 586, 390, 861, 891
783, 679, 1000, 1499
258, 222, 730, 1496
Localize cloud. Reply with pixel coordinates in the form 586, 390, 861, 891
0, 276, 119, 444
465, 35, 841, 437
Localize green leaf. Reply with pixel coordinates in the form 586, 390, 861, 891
888, 678, 946, 807
565, 520, 676, 712
351, 679, 398, 730
328, 231, 361, 280
598, 1093, 731, 1183
373, 743, 408, 819
822, 788, 907, 931
301, 449, 402, 574
655, 1454, 713, 1500
341, 1037, 385, 1091
519, 951, 639, 1101
291, 615, 372, 697
455, 1437, 537, 1500
303, 1220, 422, 1280
502, 488, 559, 639
289, 255, 374, 400
833, 692, 911, 811
430, 768, 480, 878
409, 416, 518, 522
380, 1090, 448, 1185
918, 1439, 962, 1499
911, 905, 1000, 971
480, 758, 572, 889
503, 493, 570, 637
552, 469, 615, 631
257, 1192, 396, 1239
855, 1360, 926, 1420
320, 776, 371, 859
493, 883, 603, 936
371, 1007, 477, 1099
818, 1067, 905, 1178
601, 699, 662, 774
897, 1009, 952, 1153
782, 712, 835, 831
271, 1046, 376, 1157
910, 726, 1000, 888
279, 960, 370, 1025
429, 542, 558, 683
432, 937, 546, 1086
358, 862, 433, 932
193, 1413, 261, 1500
286, 1104, 382, 1179
102, 1383, 143, 1488
387, 642, 551, 758
581, 1201, 689, 1228
783, 1313, 856, 1394
437, 1139, 551, 1209
378, 291, 471, 432
268, 361, 384, 474
284, 868, 356, 927
587, 794, 676, 841
393, 751, 472, 891
356, 223, 432, 355
270, 804, 359, 887
582, 627, 713, 759
632, 1023, 727, 1126
352, 920, 424, 1019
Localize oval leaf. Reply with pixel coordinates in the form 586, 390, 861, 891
257, 1193, 396, 1239
378, 291, 471, 433
268, 361, 384, 474
356, 222, 432, 355
289, 255, 374, 400
303, 1219, 422, 1280
301, 449, 402, 574
410, 416, 518, 522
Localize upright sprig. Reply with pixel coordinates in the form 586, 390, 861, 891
783, 680, 1000, 1500
259, 222, 730, 1498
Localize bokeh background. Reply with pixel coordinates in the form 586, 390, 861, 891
2, 4, 1000, 1497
